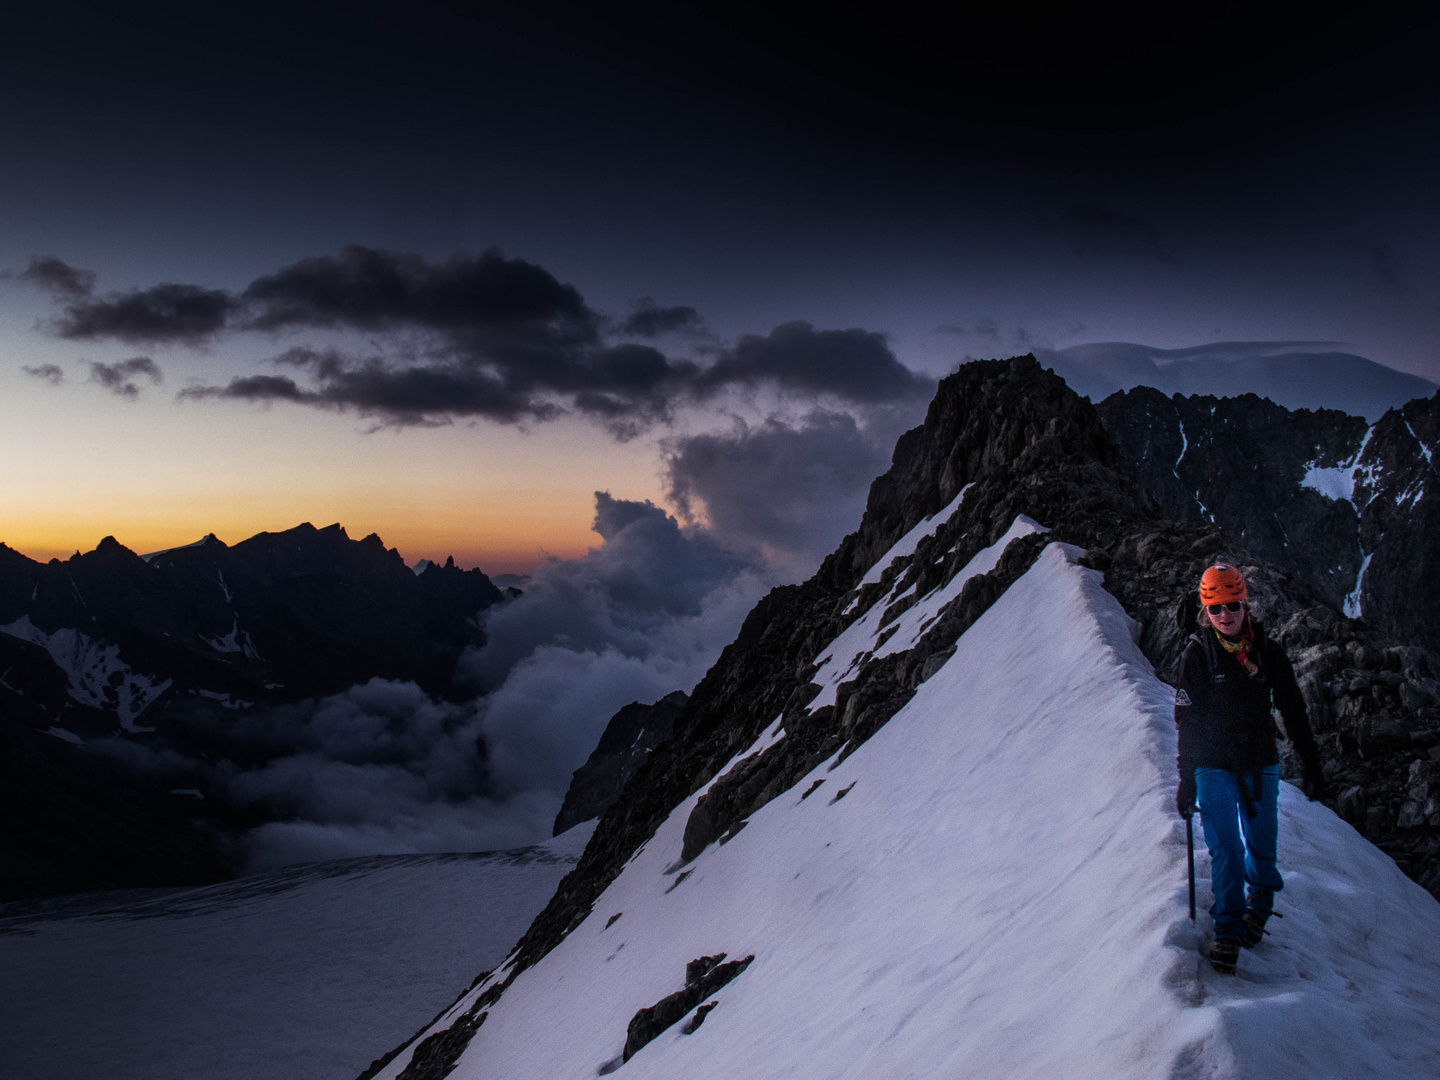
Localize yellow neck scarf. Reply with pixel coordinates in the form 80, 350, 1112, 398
1214, 623, 1259, 676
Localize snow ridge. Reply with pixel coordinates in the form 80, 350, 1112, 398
379, 544, 1440, 1079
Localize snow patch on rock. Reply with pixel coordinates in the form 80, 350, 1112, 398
809, 513, 1045, 711
857, 484, 972, 586
0, 616, 169, 732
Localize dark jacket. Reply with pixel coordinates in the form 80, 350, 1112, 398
1174, 620, 1320, 781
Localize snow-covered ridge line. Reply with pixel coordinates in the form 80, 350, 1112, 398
374, 550, 1440, 1080
370, 543, 1440, 1080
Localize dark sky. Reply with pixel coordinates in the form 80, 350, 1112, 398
3, 2, 1440, 567
7, 4, 1439, 298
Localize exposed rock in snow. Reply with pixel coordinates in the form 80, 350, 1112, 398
0, 615, 168, 731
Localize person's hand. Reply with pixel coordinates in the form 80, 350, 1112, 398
1302, 762, 1327, 802
1176, 774, 1196, 818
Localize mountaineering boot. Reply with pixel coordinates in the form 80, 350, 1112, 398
1242, 888, 1274, 948
1209, 938, 1241, 974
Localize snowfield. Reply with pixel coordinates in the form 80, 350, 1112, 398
377, 541, 1440, 1080
0, 824, 593, 1080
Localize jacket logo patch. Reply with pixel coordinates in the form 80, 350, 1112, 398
1175, 689, 1192, 706
1211, 674, 1227, 683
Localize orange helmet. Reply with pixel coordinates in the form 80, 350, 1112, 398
1199, 564, 1247, 606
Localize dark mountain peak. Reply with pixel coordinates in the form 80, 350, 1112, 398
89, 536, 147, 565
819, 354, 1159, 592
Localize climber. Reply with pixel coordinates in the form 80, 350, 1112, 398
1173, 563, 1326, 974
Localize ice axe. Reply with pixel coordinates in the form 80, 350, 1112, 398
1186, 814, 1196, 923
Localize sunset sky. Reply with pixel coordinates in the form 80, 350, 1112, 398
4, 4, 1440, 575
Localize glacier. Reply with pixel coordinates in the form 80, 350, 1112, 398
0, 825, 594, 1080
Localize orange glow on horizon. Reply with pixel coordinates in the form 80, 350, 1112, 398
1, 514, 598, 577
0, 375, 671, 577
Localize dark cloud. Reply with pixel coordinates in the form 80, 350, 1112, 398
459, 492, 764, 796
88, 356, 163, 397
181, 342, 684, 433
615, 298, 707, 338
1052, 201, 1177, 263
56, 283, 238, 344
700, 320, 933, 403
21, 363, 64, 385
9, 256, 97, 299
180, 373, 312, 404
242, 244, 595, 337
61, 247, 930, 432
665, 411, 892, 578
174, 246, 699, 432
180, 359, 549, 427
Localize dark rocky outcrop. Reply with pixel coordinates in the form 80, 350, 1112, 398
554, 691, 689, 836
1352, 393, 1440, 656
394, 1004, 488, 1080
618, 953, 754, 1065
1097, 387, 1440, 654
0, 709, 232, 899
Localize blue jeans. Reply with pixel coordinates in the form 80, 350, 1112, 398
1196, 765, 1283, 940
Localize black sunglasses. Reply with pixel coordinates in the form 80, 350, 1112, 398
1205, 601, 1244, 614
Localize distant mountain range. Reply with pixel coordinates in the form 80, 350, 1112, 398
1038, 341, 1437, 421
0, 523, 506, 899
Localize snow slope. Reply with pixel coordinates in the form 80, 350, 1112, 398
0, 823, 593, 1080
381, 542, 1440, 1080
